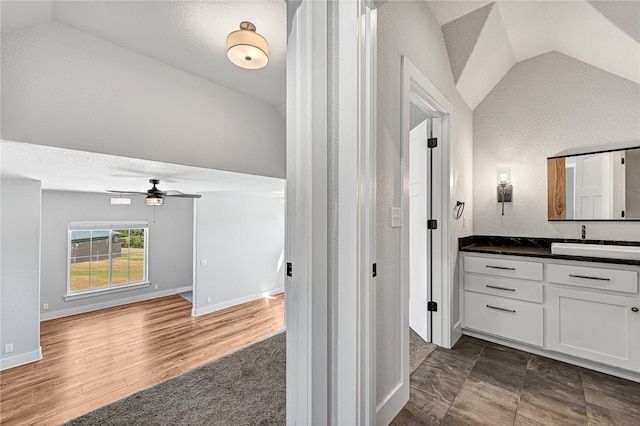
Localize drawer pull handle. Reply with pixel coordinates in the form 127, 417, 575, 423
486, 304, 516, 313
568, 274, 611, 281
486, 285, 516, 292
486, 265, 516, 271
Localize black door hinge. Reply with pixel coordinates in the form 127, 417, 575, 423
427, 219, 437, 230
372, 263, 377, 277
622, 210, 626, 218
622, 157, 625, 165
286, 262, 292, 277
427, 138, 438, 148
427, 301, 438, 312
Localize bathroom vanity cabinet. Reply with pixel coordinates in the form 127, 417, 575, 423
461, 250, 640, 378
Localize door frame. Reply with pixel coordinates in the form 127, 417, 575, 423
285, 1, 377, 424
401, 56, 453, 348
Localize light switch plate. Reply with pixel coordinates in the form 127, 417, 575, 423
391, 207, 402, 228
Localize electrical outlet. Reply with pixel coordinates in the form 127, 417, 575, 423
154, 284, 158, 290
4, 343, 14, 354
200, 259, 208, 266
43, 303, 49, 310
206, 297, 211, 303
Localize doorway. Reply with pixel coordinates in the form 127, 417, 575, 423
409, 111, 444, 343
403, 55, 451, 350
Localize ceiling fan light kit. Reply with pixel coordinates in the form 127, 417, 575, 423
107, 179, 201, 206
226, 21, 269, 70
145, 194, 164, 206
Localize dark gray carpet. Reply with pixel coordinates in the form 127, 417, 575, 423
65, 331, 285, 426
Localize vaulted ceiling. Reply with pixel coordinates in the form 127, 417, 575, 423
2, 1, 638, 192
1, 1, 286, 193
427, 1, 640, 109
1, 0, 286, 107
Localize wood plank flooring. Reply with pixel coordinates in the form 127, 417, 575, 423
0, 293, 284, 425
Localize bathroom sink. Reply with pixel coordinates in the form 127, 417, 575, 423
551, 243, 640, 260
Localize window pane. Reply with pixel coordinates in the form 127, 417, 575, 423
70, 256, 91, 292
87, 230, 109, 288
111, 229, 129, 285
70, 231, 92, 291
128, 229, 145, 283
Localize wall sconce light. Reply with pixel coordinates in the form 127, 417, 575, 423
497, 167, 512, 216
226, 21, 269, 70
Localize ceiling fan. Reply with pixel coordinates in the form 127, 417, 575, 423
108, 179, 202, 206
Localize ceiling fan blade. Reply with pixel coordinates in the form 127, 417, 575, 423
164, 193, 202, 198
106, 190, 147, 195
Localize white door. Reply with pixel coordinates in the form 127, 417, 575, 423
611, 151, 626, 218
575, 153, 610, 218
546, 286, 640, 371
409, 119, 430, 342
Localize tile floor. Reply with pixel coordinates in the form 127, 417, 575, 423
393, 334, 640, 425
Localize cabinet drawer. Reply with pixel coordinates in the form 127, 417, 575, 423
464, 291, 543, 347
464, 255, 543, 281
465, 274, 543, 303
548, 264, 638, 294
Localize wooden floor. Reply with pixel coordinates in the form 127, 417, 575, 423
0, 293, 285, 425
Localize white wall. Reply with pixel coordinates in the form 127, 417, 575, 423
40, 191, 194, 319
194, 191, 284, 316
376, 0, 474, 408
1, 178, 42, 370
1, 21, 285, 179
474, 51, 640, 240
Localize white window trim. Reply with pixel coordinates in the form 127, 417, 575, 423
63, 282, 151, 301
67, 221, 149, 298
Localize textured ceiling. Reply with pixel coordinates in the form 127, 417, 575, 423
1, 0, 286, 107
0, 1, 286, 193
428, 0, 640, 109
0, 141, 285, 195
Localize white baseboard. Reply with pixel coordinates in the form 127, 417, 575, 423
41, 288, 191, 321
176, 285, 193, 293
192, 287, 284, 317
1, 347, 42, 371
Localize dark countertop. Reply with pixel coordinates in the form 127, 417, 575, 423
459, 235, 640, 266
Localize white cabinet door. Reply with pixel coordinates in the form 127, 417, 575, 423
546, 286, 640, 371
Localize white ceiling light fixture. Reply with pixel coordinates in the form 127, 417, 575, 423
110, 197, 132, 205
226, 21, 269, 70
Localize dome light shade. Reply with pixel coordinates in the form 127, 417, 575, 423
226, 21, 269, 70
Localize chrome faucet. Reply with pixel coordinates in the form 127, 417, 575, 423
581, 225, 586, 242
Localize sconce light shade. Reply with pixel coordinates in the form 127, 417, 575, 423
226, 21, 269, 70
496, 167, 512, 215
145, 194, 164, 206
497, 167, 511, 185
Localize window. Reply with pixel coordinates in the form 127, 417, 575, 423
68, 221, 148, 295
